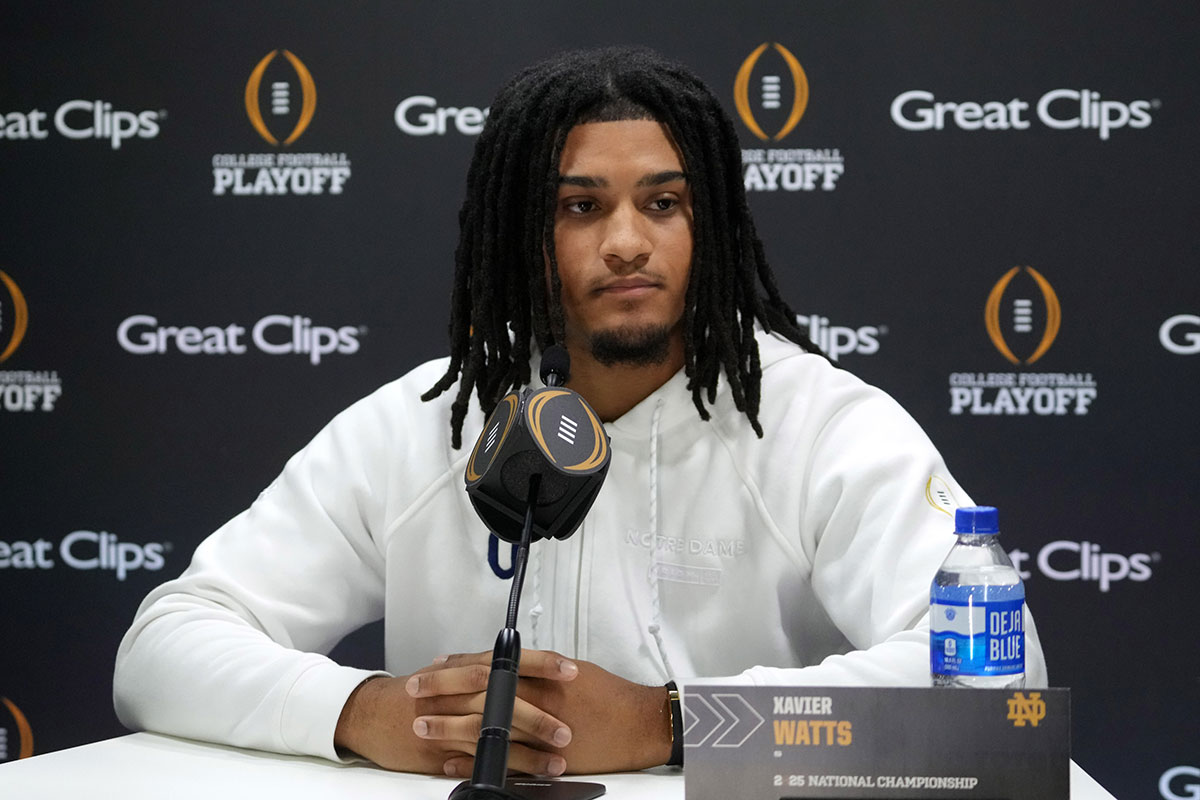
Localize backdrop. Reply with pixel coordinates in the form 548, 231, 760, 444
2, 3, 1196, 798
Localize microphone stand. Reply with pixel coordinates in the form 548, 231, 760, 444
449, 475, 539, 799
450, 475, 605, 800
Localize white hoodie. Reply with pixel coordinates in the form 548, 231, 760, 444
114, 330, 1047, 762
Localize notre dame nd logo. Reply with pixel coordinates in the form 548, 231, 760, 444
985, 266, 1062, 365
734, 43, 809, 141
244, 49, 317, 146
0, 697, 34, 760
0, 270, 29, 363
1006, 692, 1047, 727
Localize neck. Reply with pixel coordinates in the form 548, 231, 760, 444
564, 335, 684, 422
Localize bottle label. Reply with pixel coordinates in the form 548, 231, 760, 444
930, 596, 1024, 677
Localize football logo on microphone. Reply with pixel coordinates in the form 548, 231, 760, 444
527, 390, 608, 471
985, 266, 1062, 365
465, 383, 611, 543
244, 49, 317, 146
466, 391, 608, 482
0, 271, 29, 363
734, 43, 809, 141
466, 394, 519, 483
0, 696, 33, 761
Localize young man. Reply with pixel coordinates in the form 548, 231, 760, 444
114, 47, 1047, 779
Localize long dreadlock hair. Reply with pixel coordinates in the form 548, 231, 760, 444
422, 46, 823, 448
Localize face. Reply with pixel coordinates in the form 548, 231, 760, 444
551, 119, 693, 366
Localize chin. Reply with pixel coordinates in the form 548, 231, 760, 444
588, 323, 673, 367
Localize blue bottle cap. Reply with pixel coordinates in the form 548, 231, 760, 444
955, 505, 1000, 535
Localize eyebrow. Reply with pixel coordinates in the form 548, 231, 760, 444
639, 170, 688, 187
557, 170, 688, 189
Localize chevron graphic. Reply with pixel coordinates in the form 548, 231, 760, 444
683, 694, 721, 747
683, 691, 765, 749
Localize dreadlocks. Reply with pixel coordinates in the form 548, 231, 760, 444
422, 46, 823, 448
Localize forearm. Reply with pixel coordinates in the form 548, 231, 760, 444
705, 607, 1048, 689
114, 594, 383, 760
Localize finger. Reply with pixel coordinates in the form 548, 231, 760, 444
420, 650, 484, 670
412, 691, 481, 718
428, 651, 487, 668
510, 696, 572, 748
413, 713, 481, 745
518, 650, 578, 681
442, 744, 567, 779
414, 699, 570, 749
436, 649, 578, 681
406, 663, 491, 698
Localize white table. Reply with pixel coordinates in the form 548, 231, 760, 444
0, 732, 1117, 799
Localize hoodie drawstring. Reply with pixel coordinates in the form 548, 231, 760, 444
528, 543, 544, 650
646, 398, 675, 681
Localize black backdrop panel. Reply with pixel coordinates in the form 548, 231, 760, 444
2, 3, 1196, 798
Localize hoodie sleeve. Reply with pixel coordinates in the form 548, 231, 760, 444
112, 372, 441, 761
711, 358, 1048, 690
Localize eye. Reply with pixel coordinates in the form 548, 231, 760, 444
647, 196, 679, 213
563, 199, 597, 214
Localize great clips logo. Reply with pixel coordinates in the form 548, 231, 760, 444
1161, 767, 1200, 800
117, 314, 364, 365
0, 697, 33, 762
0, 530, 171, 582
1010, 540, 1158, 593
211, 49, 351, 196
891, 89, 1158, 140
794, 313, 885, 361
0, 100, 164, 149
736, 43, 844, 193
1160, 314, 1200, 355
949, 267, 1097, 417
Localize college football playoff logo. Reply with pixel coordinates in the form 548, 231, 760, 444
0, 697, 33, 761
734, 42, 809, 141
985, 266, 1061, 365
244, 49, 317, 146
0, 271, 29, 363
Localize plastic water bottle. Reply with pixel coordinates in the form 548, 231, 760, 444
930, 506, 1025, 688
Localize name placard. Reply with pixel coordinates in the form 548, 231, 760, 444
682, 686, 1069, 799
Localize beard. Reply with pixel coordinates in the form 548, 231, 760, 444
588, 323, 673, 367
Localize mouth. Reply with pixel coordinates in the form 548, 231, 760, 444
594, 278, 661, 296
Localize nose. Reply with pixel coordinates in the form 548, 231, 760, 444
601, 203, 651, 271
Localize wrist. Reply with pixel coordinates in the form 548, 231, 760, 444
334, 675, 385, 759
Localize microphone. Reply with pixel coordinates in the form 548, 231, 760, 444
451, 345, 609, 800
465, 345, 610, 544
539, 343, 570, 387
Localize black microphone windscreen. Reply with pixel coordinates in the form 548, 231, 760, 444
499, 450, 572, 505
539, 345, 570, 386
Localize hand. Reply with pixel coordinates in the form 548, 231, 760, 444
333, 650, 578, 777
428, 651, 673, 776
